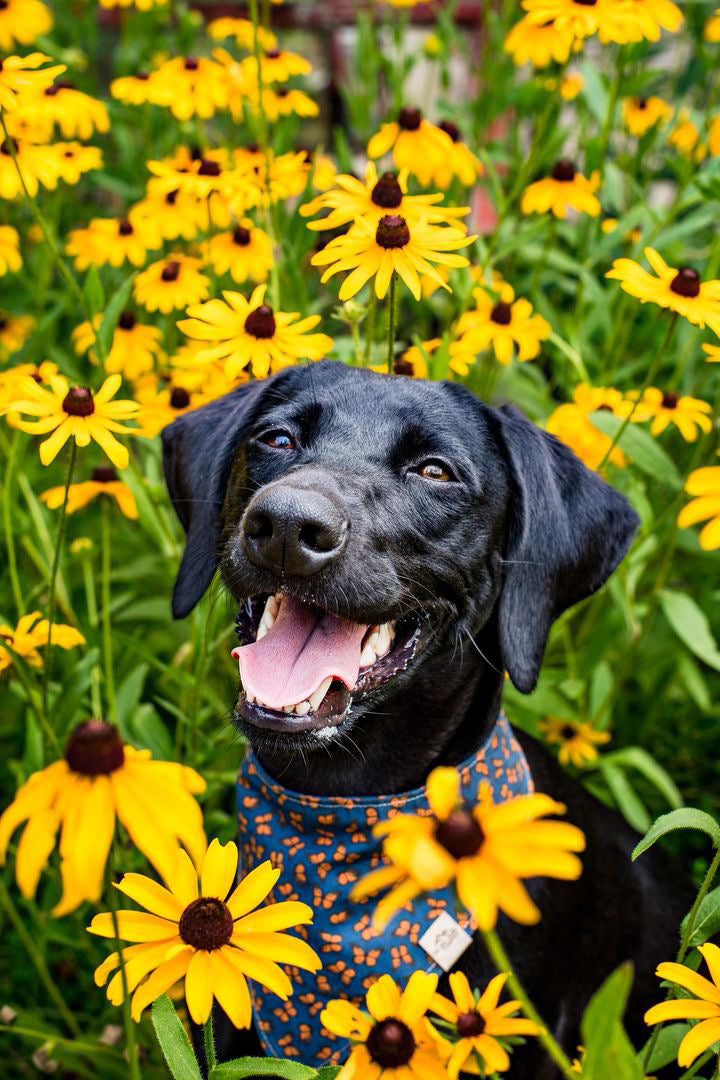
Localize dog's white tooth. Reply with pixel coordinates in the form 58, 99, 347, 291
294, 700, 311, 715
246, 692, 255, 703
267, 595, 279, 617
376, 625, 389, 657
309, 677, 332, 711
256, 623, 268, 641
359, 643, 377, 669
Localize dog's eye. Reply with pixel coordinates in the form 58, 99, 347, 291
412, 460, 454, 482
260, 430, 296, 450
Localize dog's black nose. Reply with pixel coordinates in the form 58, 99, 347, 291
243, 486, 349, 578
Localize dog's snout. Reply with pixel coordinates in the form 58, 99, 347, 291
243, 486, 349, 578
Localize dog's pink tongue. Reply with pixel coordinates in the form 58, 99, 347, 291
232, 595, 367, 709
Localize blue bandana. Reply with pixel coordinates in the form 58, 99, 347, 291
236, 713, 533, 1067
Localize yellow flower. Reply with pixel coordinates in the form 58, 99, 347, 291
521, 160, 601, 219
66, 216, 161, 271
0, 313, 34, 358
0, 52, 65, 111
623, 95, 673, 136
52, 141, 103, 186
504, 15, 576, 67
0, 138, 63, 199
311, 214, 475, 302
41, 467, 138, 519
110, 72, 163, 106
134, 255, 210, 315
99, 0, 168, 8
522, 0, 645, 43
368, 108, 455, 182
645, 944, 720, 1068
203, 219, 274, 285
706, 12, 720, 41
73, 312, 163, 380
702, 343, 720, 363
622, 0, 683, 41
131, 189, 207, 243
146, 148, 241, 203
709, 116, 720, 157
132, 375, 209, 438
178, 283, 333, 381
606, 249, 720, 333
0, 360, 58, 413
301, 162, 469, 233
7, 373, 140, 469
311, 153, 338, 192
0, 610, 84, 673
668, 113, 705, 160
148, 55, 231, 120
602, 217, 619, 234
241, 48, 312, 86
13, 82, 109, 139
0, 225, 22, 275
89, 839, 321, 1025
233, 148, 310, 210
417, 121, 484, 189
0, 720, 206, 915
451, 283, 551, 365
0, 0, 52, 50
322, 971, 449, 1080
429, 971, 538, 1077
626, 387, 713, 442
395, 339, 438, 378
561, 73, 584, 100
678, 463, 720, 550
259, 87, 318, 122
539, 718, 611, 766
351, 766, 585, 932
208, 15, 276, 51
546, 383, 629, 471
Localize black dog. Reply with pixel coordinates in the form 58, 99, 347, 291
163, 361, 688, 1077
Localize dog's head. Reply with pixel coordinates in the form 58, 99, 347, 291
163, 361, 638, 772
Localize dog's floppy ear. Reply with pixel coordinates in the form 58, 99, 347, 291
162, 380, 271, 618
487, 404, 640, 693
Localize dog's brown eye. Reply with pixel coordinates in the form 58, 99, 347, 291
261, 431, 296, 449
414, 460, 453, 482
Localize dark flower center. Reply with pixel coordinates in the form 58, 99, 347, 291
44, 85, 59, 97
161, 260, 181, 283
244, 304, 276, 338
371, 171, 403, 209
65, 720, 125, 776
366, 1019, 415, 1068
190, 145, 203, 161
170, 386, 191, 409
118, 218, 133, 236
490, 301, 512, 325
277, 88, 289, 98
597, 403, 613, 412
166, 189, 179, 205
457, 1011, 486, 1037
118, 311, 136, 331
394, 356, 414, 376
62, 386, 95, 417
575, 0, 597, 5
439, 120, 461, 142
198, 159, 221, 177
398, 107, 422, 131
552, 159, 576, 182
1, 138, 17, 156
179, 898, 233, 951
184, 57, 199, 71
91, 466, 118, 483
136, 72, 149, 81
435, 809, 485, 859
637, 97, 648, 109
265, 49, 281, 59
376, 214, 410, 249
0, 317, 6, 330
233, 225, 251, 246
670, 267, 700, 298
661, 391, 679, 409
560, 724, 577, 741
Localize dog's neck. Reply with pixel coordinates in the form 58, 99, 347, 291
252, 618, 505, 796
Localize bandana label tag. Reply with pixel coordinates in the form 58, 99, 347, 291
419, 912, 473, 971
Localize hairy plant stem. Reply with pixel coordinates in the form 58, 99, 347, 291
101, 499, 117, 725
4, 429, 25, 615
482, 928, 577, 1079
42, 442, 77, 731
387, 274, 397, 374
204, 1015, 217, 1072
107, 854, 143, 1080
0, 878, 81, 1037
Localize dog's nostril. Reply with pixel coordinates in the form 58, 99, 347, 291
245, 512, 273, 540
298, 520, 344, 553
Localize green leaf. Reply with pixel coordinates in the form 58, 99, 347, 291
210, 1060, 317, 1080
83, 266, 105, 317
642, 1023, 691, 1070
314, 1070, 342, 1080
599, 762, 651, 833
97, 271, 137, 359
601, 747, 683, 810
589, 412, 682, 488
632, 808, 720, 861
581, 963, 642, 1080
660, 590, 720, 672
151, 995, 202, 1080
580, 60, 609, 126
682, 885, 720, 947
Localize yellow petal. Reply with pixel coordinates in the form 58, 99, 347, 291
367, 975, 402, 1022
678, 1017, 720, 1068
209, 948, 252, 1029
89, 910, 179, 942
656, 961, 720, 1005
130, 949, 193, 1021
231, 931, 321, 972
645, 999, 720, 1024
115, 873, 184, 920
232, 899, 313, 934
398, 970, 439, 1026
226, 860, 280, 919
184, 949, 214, 1024
224, 947, 293, 1000
15, 807, 60, 899
200, 838, 238, 901
426, 767, 460, 820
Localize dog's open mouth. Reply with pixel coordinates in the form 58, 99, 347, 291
232, 593, 422, 733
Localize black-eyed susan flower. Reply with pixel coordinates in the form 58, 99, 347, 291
52, 141, 103, 185
301, 162, 469, 233
0, 0, 52, 50
504, 15, 576, 67
395, 339, 438, 378
522, 0, 643, 44
623, 95, 673, 137
624, 0, 683, 41
0, 313, 34, 358
110, 71, 163, 107
0, 225, 21, 275
429, 971, 538, 1077
131, 188, 205, 242
241, 48, 312, 86
668, 113, 705, 160
260, 87, 319, 122
99, 0, 168, 8
203, 219, 273, 284
0, 720, 206, 915
66, 216, 161, 271
149, 56, 230, 120
0, 610, 84, 674
560, 73, 584, 100
451, 284, 551, 365
352, 766, 585, 931
703, 343, 720, 363
14, 82, 110, 139
0, 137, 64, 198
132, 375, 209, 437
73, 312, 163, 380
236, 148, 309, 210
645, 945, 720, 1068
416, 120, 483, 189
367, 107, 454, 180
208, 15, 276, 51
41, 467, 138, 519
135, 255, 210, 315
146, 149, 241, 203
90, 840, 321, 1025
546, 383, 629, 471
6, 373, 140, 468
521, 159, 601, 219
321, 971, 448, 1080
539, 718, 611, 766
627, 387, 713, 441
179, 284, 333, 381
311, 154, 338, 192
0, 360, 58, 410
678, 462, 720, 551
606, 250, 720, 333
311, 214, 475, 302
0, 52, 65, 111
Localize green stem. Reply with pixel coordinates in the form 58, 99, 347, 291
204, 1015, 217, 1072
482, 929, 577, 1079
678, 1050, 715, 1079
0, 878, 81, 1037
101, 500, 117, 725
41, 442, 77, 728
597, 48, 626, 181
248, 0, 280, 310
365, 293, 377, 366
387, 274, 397, 374
107, 856, 143, 1080
0, 1025, 124, 1061
6, 648, 61, 756
3, 429, 25, 615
